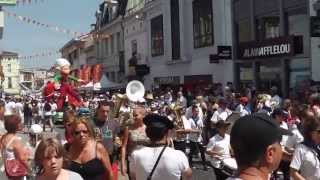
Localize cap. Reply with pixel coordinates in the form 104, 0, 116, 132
272, 108, 289, 118
143, 114, 174, 130
230, 113, 291, 155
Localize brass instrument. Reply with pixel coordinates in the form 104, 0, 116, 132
170, 103, 186, 139
112, 80, 145, 126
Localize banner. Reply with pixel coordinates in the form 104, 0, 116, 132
81, 65, 91, 82
0, 0, 17, 6
92, 64, 102, 83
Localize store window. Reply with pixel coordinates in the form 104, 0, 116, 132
237, 20, 251, 43
192, 0, 214, 48
151, 15, 164, 57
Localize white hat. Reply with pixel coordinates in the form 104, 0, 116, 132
30, 124, 43, 134
55, 58, 70, 70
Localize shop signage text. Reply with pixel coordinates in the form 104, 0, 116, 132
238, 36, 295, 59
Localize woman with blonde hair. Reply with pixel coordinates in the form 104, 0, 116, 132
67, 117, 113, 180
34, 137, 83, 180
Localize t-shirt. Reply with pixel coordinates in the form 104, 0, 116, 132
5, 101, 16, 115
93, 119, 120, 155
132, 146, 190, 180
210, 108, 232, 123
290, 144, 320, 180
206, 134, 232, 168
68, 170, 83, 180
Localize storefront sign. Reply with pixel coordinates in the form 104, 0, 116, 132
311, 16, 320, 37
0, 0, 16, 6
154, 76, 180, 85
217, 46, 232, 59
238, 36, 295, 59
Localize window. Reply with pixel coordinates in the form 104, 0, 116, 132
111, 34, 114, 54
117, 32, 121, 52
7, 64, 11, 73
151, 15, 164, 57
171, 0, 181, 60
131, 40, 138, 55
105, 39, 109, 56
193, 0, 214, 48
256, 16, 280, 40
8, 77, 12, 89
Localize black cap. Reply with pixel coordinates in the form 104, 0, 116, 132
143, 114, 174, 130
231, 113, 291, 156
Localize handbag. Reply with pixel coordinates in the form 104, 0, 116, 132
5, 159, 28, 177
147, 144, 167, 180
3, 136, 28, 177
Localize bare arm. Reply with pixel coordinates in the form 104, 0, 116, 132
97, 142, 113, 180
182, 168, 192, 180
290, 168, 305, 180
13, 139, 29, 168
121, 127, 129, 176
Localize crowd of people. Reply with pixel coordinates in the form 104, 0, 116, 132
0, 81, 318, 180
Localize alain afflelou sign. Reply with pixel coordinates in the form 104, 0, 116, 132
238, 36, 296, 60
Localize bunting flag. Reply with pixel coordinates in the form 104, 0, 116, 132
18, 50, 60, 60
3, 9, 87, 37
81, 65, 92, 82
16, 0, 45, 6
92, 64, 102, 83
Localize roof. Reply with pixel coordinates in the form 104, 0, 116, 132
0, 51, 18, 58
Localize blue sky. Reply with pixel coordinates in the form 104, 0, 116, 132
0, 0, 102, 69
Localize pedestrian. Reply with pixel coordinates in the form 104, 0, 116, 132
34, 137, 83, 180
131, 114, 192, 180
229, 113, 290, 180
0, 114, 30, 180
67, 117, 113, 180
290, 117, 320, 180
43, 101, 54, 132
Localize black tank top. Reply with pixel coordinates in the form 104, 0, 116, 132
68, 143, 106, 180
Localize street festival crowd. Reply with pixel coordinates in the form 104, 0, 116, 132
0, 58, 318, 180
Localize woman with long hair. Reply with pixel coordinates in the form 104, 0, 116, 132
67, 117, 113, 180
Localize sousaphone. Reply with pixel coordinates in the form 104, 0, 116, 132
126, 80, 145, 102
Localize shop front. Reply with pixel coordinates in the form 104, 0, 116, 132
236, 36, 304, 96
153, 76, 181, 91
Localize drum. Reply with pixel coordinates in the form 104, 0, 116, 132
220, 158, 238, 177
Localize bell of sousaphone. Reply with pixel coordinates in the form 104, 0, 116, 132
126, 80, 145, 102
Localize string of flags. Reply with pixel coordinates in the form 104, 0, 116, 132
3, 10, 87, 37
18, 50, 60, 60
15, 0, 46, 6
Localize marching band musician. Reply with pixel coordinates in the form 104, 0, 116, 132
206, 120, 236, 180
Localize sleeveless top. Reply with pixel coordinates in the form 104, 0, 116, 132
128, 127, 149, 156
68, 143, 106, 180
2, 136, 20, 161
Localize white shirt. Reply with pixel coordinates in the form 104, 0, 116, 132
132, 146, 190, 180
185, 105, 204, 122
210, 108, 232, 124
285, 125, 304, 150
290, 144, 320, 180
188, 116, 203, 142
235, 104, 249, 117
15, 102, 23, 117
5, 101, 16, 115
177, 96, 187, 108
280, 121, 289, 147
206, 134, 231, 168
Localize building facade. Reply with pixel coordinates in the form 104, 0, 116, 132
0, 51, 20, 94
94, 1, 125, 83
124, 0, 234, 90
233, 0, 310, 96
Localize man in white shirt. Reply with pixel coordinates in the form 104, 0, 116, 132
211, 98, 232, 124
271, 86, 282, 108
4, 96, 16, 115
176, 91, 187, 108
132, 114, 192, 180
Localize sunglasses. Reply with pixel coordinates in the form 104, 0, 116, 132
74, 130, 89, 136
